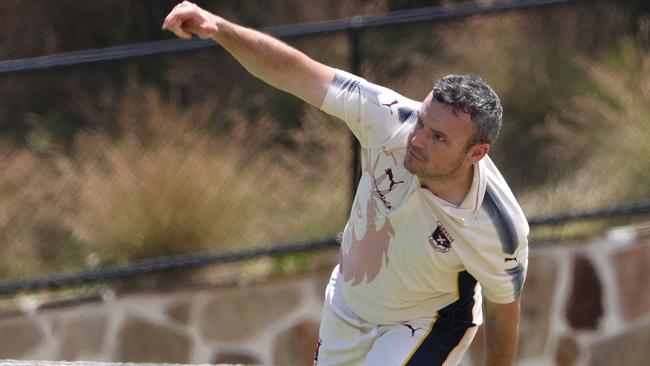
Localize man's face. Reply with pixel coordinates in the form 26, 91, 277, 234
404, 92, 486, 183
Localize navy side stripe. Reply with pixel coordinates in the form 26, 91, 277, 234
405, 271, 478, 366
482, 183, 525, 298
482, 184, 519, 255
505, 263, 526, 298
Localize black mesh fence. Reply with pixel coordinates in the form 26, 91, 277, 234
2, 199, 650, 295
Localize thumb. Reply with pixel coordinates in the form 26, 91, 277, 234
200, 22, 219, 33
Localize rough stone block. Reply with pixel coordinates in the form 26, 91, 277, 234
198, 280, 302, 341
588, 322, 650, 366
0, 318, 45, 358
56, 314, 107, 360
518, 250, 559, 358
273, 319, 320, 366
611, 241, 650, 322
555, 335, 580, 366
116, 316, 192, 363
312, 268, 334, 300
212, 351, 261, 365
166, 300, 192, 325
566, 254, 603, 330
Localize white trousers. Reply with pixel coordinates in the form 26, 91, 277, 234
315, 267, 478, 366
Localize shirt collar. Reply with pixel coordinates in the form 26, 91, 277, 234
415, 158, 487, 221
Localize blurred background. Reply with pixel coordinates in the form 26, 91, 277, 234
0, 0, 647, 281
0, 0, 649, 365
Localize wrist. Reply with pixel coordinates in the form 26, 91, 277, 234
209, 15, 228, 41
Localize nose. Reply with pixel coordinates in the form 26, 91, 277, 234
410, 126, 427, 148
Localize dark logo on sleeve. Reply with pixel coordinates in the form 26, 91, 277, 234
428, 221, 454, 253
382, 99, 399, 115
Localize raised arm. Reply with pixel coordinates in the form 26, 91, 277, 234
162, 1, 335, 107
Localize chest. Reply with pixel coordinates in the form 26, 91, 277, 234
385, 191, 476, 273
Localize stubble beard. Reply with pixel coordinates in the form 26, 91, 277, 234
404, 147, 466, 183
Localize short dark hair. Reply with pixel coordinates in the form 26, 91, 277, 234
432, 75, 503, 146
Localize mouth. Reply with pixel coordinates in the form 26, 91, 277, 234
407, 146, 425, 162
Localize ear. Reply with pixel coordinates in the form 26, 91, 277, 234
468, 143, 490, 164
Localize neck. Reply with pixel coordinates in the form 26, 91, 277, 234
420, 164, 474, 206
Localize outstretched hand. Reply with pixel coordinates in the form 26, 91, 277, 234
162, 1, 220, 40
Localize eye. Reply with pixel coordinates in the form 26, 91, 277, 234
414, 118, 423, 131
433, 133, 446, 142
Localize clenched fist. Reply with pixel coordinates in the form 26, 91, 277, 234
162, 1, 220, 40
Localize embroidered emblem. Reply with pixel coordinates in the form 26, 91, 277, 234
428, 221, 454, 253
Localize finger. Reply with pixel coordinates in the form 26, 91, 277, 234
162, 16, 181, 31
162, 7, 195, 31
162, 11, 183, 29
163, 2, 187, 28
199, 21, 219, 33
174, 1, 192, 10
163, 18, 193, 39
162, 16, 174, 30
173, 24, 193, 39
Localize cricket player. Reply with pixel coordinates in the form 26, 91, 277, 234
163, 2, 529, 365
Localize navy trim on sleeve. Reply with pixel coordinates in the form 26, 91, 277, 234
482, 184, 519, 255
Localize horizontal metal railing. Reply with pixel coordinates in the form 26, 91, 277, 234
1, 201, 650, 296
0, 0, 574, 74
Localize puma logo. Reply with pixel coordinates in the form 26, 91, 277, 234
382, 99, 399, 114
403, 324, 422, 337
385, 168, 404, 192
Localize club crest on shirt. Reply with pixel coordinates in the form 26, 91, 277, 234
428, 221, 454, 253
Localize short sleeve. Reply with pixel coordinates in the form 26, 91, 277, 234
464, 240, 529, 304
320, 70, 419, 147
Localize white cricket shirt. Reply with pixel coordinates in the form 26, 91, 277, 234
320, 70, 529, 325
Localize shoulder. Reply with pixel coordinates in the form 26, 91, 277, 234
323, 69, 421, 148
328, 70, 420, 118
480, 157, 529, 254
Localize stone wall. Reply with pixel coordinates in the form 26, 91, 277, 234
1, 224, 650, 365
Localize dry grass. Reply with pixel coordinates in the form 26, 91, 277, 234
521, 40, 650, 215
0, 85, 350, 279
523, 40, 650, 242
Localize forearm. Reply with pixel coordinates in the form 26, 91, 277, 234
163, 2, 335, 106
485, 323, 518, 365
211, 19, 334, 106
484, 299, 520, 366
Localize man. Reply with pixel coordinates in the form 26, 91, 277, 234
163, 2, 528, 365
